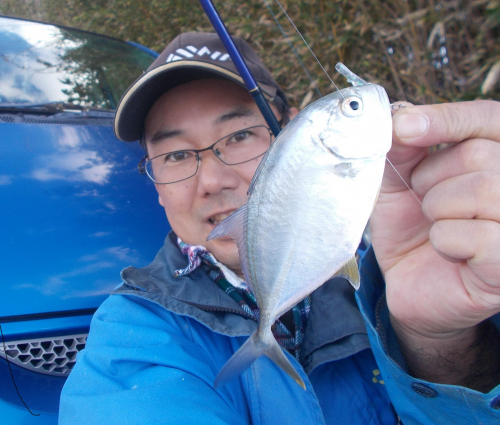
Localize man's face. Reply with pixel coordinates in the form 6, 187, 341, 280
144, 78, 294, 275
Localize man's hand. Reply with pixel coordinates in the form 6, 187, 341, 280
370, 100, 500, 392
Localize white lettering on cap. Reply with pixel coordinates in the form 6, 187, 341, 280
165, 46, 232, 63
166, 53, 183, 63
176, 48, 194, 58
197, 46, 211, 56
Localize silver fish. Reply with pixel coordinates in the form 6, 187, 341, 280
208, 70, 392, 389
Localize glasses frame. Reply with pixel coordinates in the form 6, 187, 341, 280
138, 125, 274, 184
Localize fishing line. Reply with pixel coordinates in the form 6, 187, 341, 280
262, 0, 322, 98
263, 3, 451, 244
385, 157, 453, 242
385, 157, 430, 216
270, 0, 345, 99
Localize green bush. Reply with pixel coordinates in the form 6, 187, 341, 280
2, 0, 498, 107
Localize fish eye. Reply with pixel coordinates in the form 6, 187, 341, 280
341, 96, 364, 117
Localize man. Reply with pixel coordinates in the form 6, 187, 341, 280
60, 32, 500, 424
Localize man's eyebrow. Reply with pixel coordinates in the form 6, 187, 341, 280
148, 129, 183, 144
147, 107, 257, 144
215, 107, 257, 124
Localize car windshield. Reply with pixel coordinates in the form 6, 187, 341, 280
0, 16, 154, 110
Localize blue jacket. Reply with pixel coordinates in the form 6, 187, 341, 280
59, 232, 500, 424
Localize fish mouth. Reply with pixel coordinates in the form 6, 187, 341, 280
207, 209, 236, 227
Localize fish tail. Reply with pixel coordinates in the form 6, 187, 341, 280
214, 331, 306, 390
214, 332, 262, 389
263, 334, 306, 390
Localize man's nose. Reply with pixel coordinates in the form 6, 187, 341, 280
195, 150, 239, 196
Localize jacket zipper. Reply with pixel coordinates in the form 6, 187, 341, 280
187, 302, 256, 321
121, 282, 256, 321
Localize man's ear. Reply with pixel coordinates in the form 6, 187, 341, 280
159, 194, 164, 207
289, 107, 299, 120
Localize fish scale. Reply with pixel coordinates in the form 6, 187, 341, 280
208, 77, 392, 390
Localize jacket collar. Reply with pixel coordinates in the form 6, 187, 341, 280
119, 232, 249, 311
114, 231, 370, 373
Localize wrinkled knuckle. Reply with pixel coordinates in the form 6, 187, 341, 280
469, 100, 499, 139
438, 105, 466, 141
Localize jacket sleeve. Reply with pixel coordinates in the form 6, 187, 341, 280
355, 246, 500, 425
59, 294, 248, 425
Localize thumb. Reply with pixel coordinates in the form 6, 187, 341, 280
393, 100, 500, 146
383, 100, 500, 193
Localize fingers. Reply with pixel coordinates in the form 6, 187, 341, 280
412, 138, 500, 196
393, 100, 500, 147
422, 171, 500, 223
423, 169, 500, 292
384, 100, 500, 194
429, 219, 500, 289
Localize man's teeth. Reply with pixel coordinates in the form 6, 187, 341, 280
209, 212, 232, 226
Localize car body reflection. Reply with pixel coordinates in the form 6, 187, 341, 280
0, 15, 166, 423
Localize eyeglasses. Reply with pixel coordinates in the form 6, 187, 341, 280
138, 125, 273, 184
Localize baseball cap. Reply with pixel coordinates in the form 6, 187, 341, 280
114, 32, 288, 142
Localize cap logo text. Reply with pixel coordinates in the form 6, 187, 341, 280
166, 45, 231, 63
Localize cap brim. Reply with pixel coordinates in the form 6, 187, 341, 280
114, 61, 277, 142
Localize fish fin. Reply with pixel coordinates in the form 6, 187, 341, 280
206, 204, 252, 289
247, 148, 271, 195
334, 256, 360, 290
214, 332, 261, 389
264, 334, 306, 390
207, 203, 246, 241
214, 331, 306, 391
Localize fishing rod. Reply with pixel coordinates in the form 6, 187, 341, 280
198, 0, 282, 137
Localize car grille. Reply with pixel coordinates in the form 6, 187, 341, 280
0, 334, 87, 376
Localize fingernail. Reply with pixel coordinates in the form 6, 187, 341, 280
394, 113, 429, 139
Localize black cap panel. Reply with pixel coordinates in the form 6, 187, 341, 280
114, 32, 288, 142
115, 63, 244, 141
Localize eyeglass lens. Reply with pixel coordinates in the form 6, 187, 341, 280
145, 126, 272, 184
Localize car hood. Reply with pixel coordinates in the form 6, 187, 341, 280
1, 119, 170, 317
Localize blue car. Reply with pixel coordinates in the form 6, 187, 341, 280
0, 15, 170, 423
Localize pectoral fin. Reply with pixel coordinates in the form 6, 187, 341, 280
207, 204, 252, 290
333, 256, 360, 290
